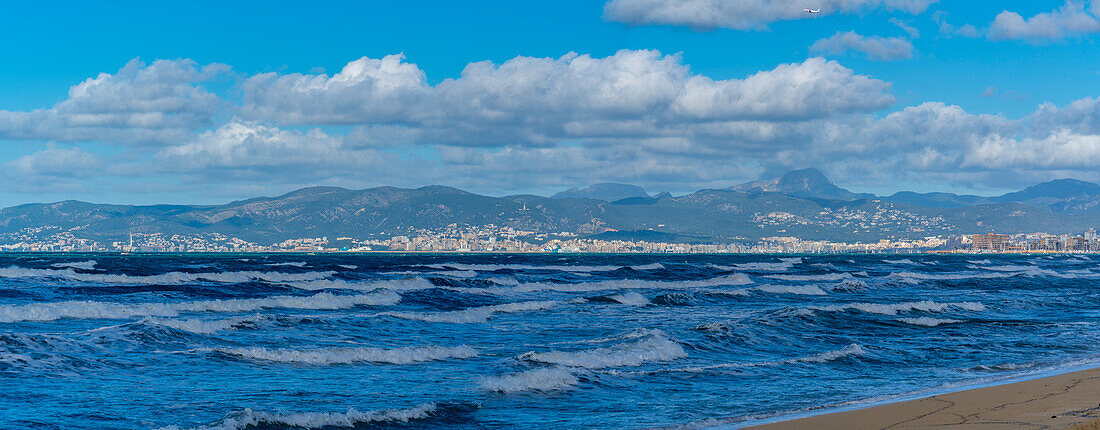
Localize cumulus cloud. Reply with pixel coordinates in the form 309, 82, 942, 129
810, 31, 914, 60
988, 1, 1100, 42
602, 0, 937, 30
5, 145, 103, 178
241, 54, 427, 125
242, 51, 894, 147
933, 11, 981, 38
155, 122, 407, 185
5, 51, 1100, 198
0, 59, 227, 144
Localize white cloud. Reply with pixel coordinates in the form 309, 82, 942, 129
7, 52, 1100, 197
157, 122, 395, 176
988, 1, 1100, 42
810, 31, 914, 60
890, 17, 920, 37
241, 54, 428, 125
933, 11, 982, 38
0, 59, 227, 144
5, 145, 102, 178
965, 131, 1100, 168
243, 51, 893, 147
602, 0, 937, 30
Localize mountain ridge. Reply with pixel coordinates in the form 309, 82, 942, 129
4, 170, 1100, 245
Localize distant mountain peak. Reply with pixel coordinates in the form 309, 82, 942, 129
732, 168, 872, 201
551, 183, 649, 201
996, 178, 1100, 201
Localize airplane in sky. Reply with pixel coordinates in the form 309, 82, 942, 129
804, 8, 820, 13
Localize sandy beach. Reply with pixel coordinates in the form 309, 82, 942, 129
745, 367, 1100, 429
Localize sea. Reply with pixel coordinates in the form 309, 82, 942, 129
1, 253, 1098, 429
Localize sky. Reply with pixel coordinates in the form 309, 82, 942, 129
2, 0, 1100, 206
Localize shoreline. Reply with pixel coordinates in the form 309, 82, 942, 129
732, 366, 1100, 429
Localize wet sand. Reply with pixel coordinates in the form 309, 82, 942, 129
745, 367, 1100, 429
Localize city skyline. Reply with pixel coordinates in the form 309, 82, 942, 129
2, 1, 1100, 207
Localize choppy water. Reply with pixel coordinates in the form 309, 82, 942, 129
2, 253, 1099, 429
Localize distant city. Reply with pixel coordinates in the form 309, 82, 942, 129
3, 223, 1097, 254
5, 168, 1100, 254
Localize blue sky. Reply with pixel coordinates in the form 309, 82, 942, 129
1, 0, 1100, 206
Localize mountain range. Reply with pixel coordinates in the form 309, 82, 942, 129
4, 168, 1100, 245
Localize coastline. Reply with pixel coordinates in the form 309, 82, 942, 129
736, 367, 1100, 429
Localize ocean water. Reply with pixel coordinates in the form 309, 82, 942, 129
2, 253, 1099, 429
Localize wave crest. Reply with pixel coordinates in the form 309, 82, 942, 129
519, 332, 686, 369
381, 300, 557, 324
479, 366, 579, 393
0, 291, 401, 322
807, 300, 985, 316
216, 345, 477, 365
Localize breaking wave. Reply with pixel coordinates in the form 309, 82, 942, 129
890, 271, 1012, 282
142, 314, 265, 334
381, 300, 557, 324
0, 291, 401, 323
216, 345, 477, 365
755, 284, 828, 296
427, 263, 620, 272
711, 258, 801, 272
807, 301, 985, 316
661, 344, 868, 373
897, 317, 963, 327
264, 262, 307, 267
606, 292, 650, 305
479, 366, 580, 393
519, 332, 686, 369
290, 277, 434, 292
50, 260, 98, 270
164, 403, 442, 430
765, 273, 853, 282
494, 274, 753, 295
0, 266, 335, 285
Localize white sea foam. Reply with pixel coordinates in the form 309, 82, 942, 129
795, 344, 867, 363
164, 403, 440, 430
630, 263, 665, 271
755, 284, 828, 296
499, 274, 753, 294
426, 263, 621, 272
431, 270, 477, 278
142, 314, 266, 334
890, 271, 1012, 282
0, 266, 335, 285
712, 258, 801, 272
290, 277, 433, 292
479, 366, 580, 393
967, 259, 993, 265
981, 264, 1036, 272
883, 258, 918, 265
765, 273, 853, 282
381, 300, 557, 324
0, 291, 401, 323
519, 333, 686, 369
898, 317, 963, 327
488, 277, 519, 285
337, 265, 358, 270
265, 262, 307, 267
217, 345, 477, 365
49, 260, 98, 270
606, 292, 651, 305
664, 344, 867, 373
808, 300, 985, 316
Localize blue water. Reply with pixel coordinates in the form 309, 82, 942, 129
1, 253, 1099, 429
